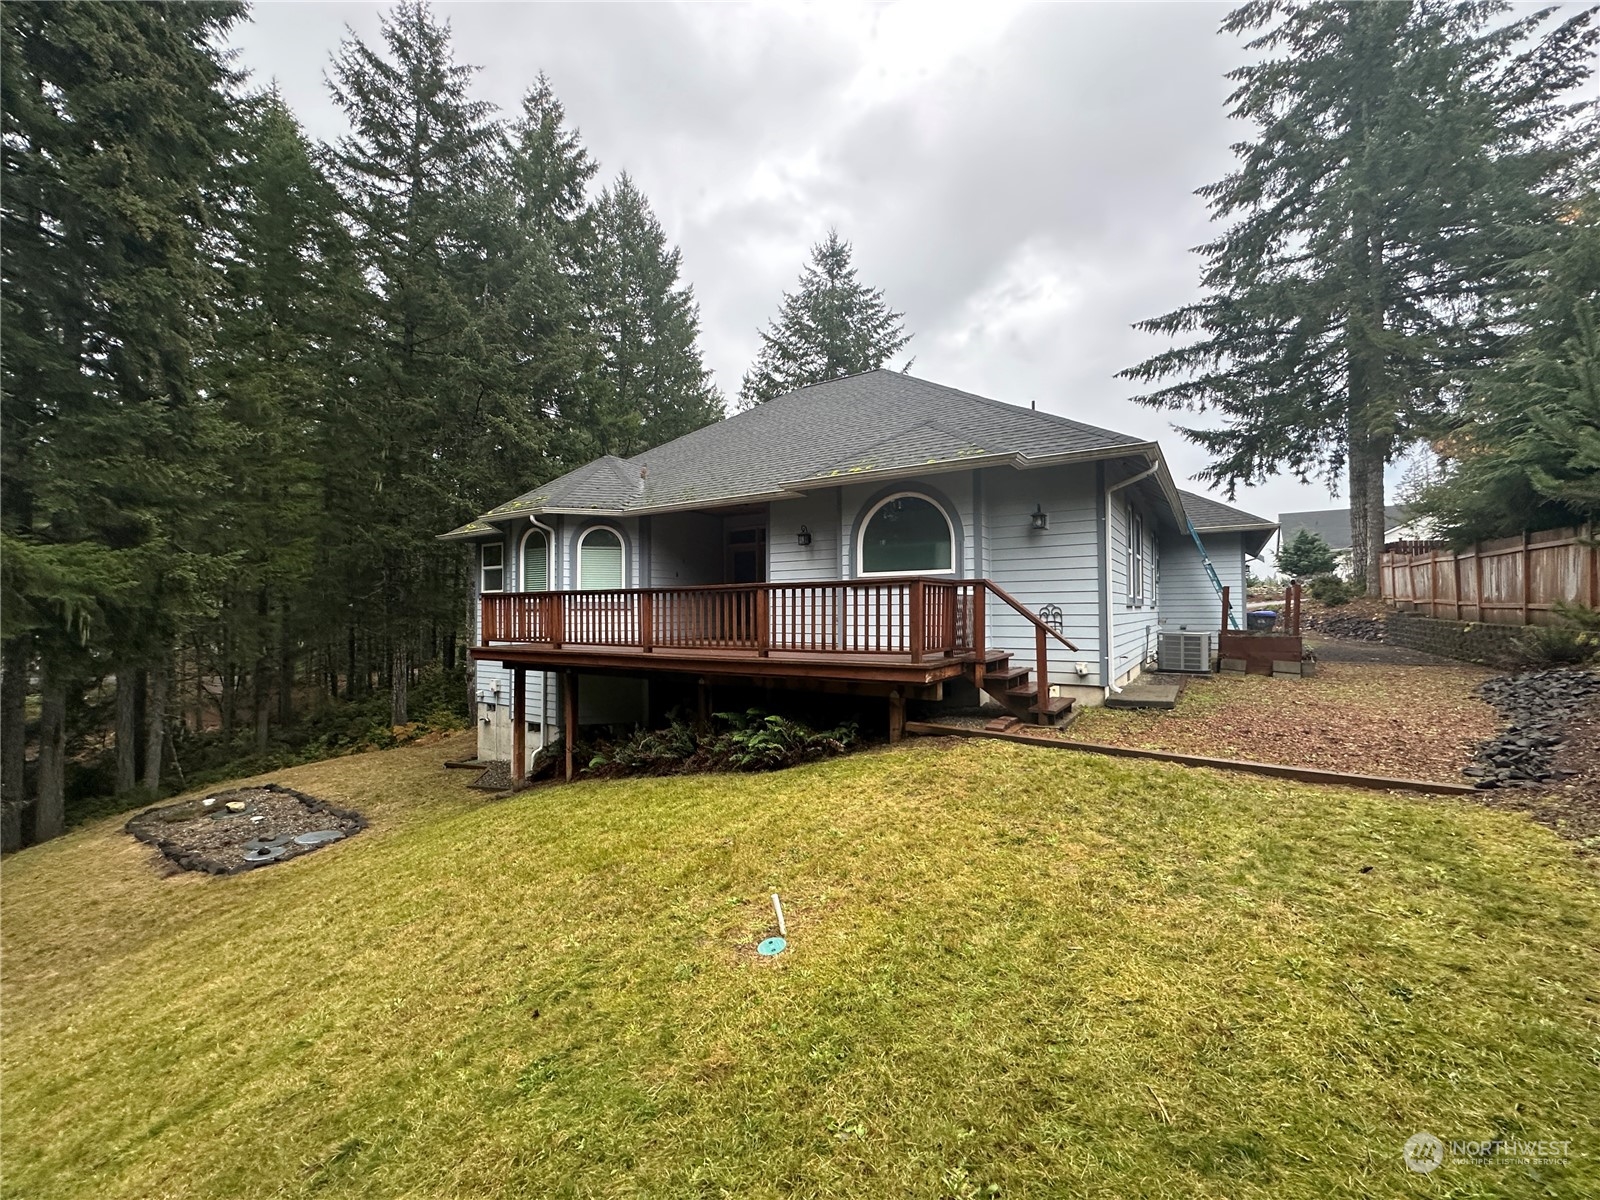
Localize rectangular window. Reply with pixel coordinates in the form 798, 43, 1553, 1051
481, 542, 504, 593
1127, 507, 1146, 606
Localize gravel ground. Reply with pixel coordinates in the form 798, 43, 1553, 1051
126, 785, 363, 875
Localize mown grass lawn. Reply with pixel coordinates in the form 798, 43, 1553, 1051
3, 734, 1597, 1199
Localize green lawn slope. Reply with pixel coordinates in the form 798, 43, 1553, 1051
3, 734, 1596, 1198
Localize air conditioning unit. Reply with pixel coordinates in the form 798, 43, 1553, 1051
1158, 631, 1213, 674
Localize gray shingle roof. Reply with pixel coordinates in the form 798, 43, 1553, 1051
476, 370, 1149, 522
1278, 506, 1408, 551
1179, 490, 1276, 533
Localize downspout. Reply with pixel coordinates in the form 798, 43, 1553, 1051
529, 514, 558, 753
1103, 460, 1161, 697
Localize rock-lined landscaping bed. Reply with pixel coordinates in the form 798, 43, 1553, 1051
1465, 668, 1600, 788
126, 784, 364, 875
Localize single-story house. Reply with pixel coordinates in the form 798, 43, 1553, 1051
443, 371, 1276, 776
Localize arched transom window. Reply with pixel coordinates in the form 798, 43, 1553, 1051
577, 527, 625, 590
859, 493, 955, 576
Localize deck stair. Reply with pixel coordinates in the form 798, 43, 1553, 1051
967, 649, 1075, 726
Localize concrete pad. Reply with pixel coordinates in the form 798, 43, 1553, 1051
1105, 684, 1180, 710
1271, 660, 1303, 676
1220, 658, 1247, 674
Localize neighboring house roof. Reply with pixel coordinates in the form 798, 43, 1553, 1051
474, 370, 1150, 523
445, 370, 1276, 549
1278, 506, 1409, 551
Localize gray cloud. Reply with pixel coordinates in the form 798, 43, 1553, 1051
232, 1, 1355, 545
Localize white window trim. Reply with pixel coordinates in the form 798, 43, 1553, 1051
519, 526, 551, 592
856, 491, 958, 578
1127, 506, 1146, 607
575, 524, 627, 591
480, 541, 505, 594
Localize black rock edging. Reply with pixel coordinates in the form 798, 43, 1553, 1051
125, 783, 366, 876
1304, 611, 1387, 642
1464, 668, 1600, 789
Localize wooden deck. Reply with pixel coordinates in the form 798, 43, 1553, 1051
470, 576, 1080, 781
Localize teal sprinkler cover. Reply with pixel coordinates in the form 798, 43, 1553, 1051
757, 937, 787, 956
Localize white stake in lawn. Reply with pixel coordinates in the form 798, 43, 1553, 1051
757, 894, 788, 956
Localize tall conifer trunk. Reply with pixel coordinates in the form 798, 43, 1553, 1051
1, 639, 28, 852
34, 667, 66, 842
115, 671, 138, 793
144, 658, 167, 793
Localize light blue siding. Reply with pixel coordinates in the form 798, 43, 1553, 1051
1157, 530, 1247, 631
1108, 497, 1161, 684
981, 466, 1104, 687
770, 493, 843, 581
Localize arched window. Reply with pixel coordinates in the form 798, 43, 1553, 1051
520, 529, 548, 592
577, 527, 625, 590
858, 493, 955, 576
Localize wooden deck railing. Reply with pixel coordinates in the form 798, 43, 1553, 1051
482, 577, 1079, 695
483, 577, 971, 660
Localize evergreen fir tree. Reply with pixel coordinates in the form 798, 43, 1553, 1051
325, 0, 504, 724
580, 174, 723, 458
738, 230, 912, 408
1277, 529, 1340, 578
1, 0, 244, 840
1119, 1, 1598, 594
1411, 198, 1600, 542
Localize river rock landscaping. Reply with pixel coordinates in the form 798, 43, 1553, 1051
125, 784, 364, 875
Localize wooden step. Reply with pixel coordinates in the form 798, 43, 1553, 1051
1027, 696, 1075, 717
985, 666, 1030, 687
984, 715, 1023, 732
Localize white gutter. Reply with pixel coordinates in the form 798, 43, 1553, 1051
1103, 461, 1161, 697
529, 514, 559, 756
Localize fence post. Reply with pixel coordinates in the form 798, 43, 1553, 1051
1522, 531, 1532, 625
1474, 544, 1483, 622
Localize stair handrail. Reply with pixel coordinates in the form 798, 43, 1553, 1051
976, 580, 1078, 723
981, 579, 1080, 652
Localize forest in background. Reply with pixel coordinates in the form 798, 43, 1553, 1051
2, 1, 734, 846
4, 1, 1597, 849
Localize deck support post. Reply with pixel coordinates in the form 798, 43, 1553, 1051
510, 666, 527, 786
888, 688, 905, 744
563, 670, 578, 782
697, 677, 711, 727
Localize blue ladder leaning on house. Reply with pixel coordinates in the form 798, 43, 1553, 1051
1189, 519, 1244, 630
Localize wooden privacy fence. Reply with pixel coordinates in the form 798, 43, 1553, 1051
1380, 524, 1598, 625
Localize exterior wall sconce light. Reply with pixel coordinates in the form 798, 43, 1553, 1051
797, 525, 812, 546
1030, 505, 1048, 531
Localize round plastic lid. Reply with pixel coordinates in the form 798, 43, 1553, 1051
293, 829, 346, 846
757, 937, 786, 956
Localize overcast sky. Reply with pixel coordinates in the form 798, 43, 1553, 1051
232, 0, 1372, 541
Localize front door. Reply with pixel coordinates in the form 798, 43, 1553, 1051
725, 526, 767, 584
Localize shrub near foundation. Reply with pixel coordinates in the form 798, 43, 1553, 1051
584, 709, 858, 776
